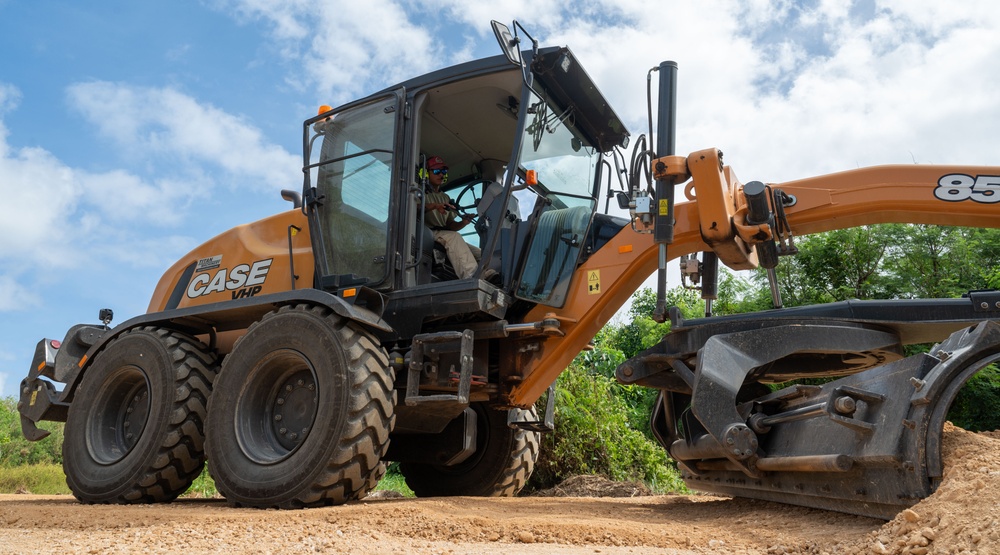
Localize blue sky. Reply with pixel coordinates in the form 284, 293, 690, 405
2, 0, 999, 398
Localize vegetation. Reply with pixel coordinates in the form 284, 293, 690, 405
0, 464, 70, 495
526, 287, 693, 494
375, 463, 415, 497
0, 397, 64, 467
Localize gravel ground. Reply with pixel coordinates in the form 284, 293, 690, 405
0, 426, 995, 555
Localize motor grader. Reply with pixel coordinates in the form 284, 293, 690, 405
18, 20, 1000, 518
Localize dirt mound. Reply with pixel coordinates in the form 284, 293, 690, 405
784, 425, 1000, 555
532, 474, 652, 498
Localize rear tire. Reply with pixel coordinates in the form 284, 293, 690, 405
62, 327, 217, 503
401, 404, 540, 497
205, 304, 395, 508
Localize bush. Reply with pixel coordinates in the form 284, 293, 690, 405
947, 365, 1000, 432
527, 350, 686, 494
0, 397, 65, 467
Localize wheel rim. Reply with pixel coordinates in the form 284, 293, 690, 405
235, 349, 318, 465
87, 365, 150, 465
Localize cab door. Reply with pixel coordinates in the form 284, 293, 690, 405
306, 92, 404, 290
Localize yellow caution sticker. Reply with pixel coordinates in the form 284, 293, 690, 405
658, 199, 669, 216
30, 390, 38, 407
587, 269, 601, 295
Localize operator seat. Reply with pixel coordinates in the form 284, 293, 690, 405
474, 159, 520, 277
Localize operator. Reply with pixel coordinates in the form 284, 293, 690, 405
422, 155, 498, 282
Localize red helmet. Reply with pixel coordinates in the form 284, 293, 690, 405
426, 156, 448, 170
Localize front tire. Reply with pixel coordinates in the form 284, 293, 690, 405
401, 404, 540, 497
62, 327, 217, 503
205, 304, 395, 508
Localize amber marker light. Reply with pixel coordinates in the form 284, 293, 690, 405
525, 170, 538, 186
619, 245, 633, 254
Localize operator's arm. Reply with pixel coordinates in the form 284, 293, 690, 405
426, 199, 472, 231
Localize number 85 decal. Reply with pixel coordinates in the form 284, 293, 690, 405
935, 174, 1000, 203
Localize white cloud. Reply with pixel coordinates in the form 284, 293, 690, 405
208, 0, 1000, 188
0, 80, 302, 318
0, 275, 39, 311
67, 82, 299, 191
211, 0, 443, 104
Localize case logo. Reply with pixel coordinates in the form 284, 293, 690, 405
186, 258, 273, 299
935, 174, 1000, 203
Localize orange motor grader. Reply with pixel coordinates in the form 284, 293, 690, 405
18, 20, 1000, 517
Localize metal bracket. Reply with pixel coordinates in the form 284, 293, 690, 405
507, 382, 556, 432
405, 330, 474, 407
969, 290, 1000, 313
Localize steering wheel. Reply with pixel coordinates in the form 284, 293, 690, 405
453, 179, 493, 224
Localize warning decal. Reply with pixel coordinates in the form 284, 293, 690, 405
587, 269, 601, 295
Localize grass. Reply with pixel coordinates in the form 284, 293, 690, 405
0, 461, 417, 498
183, 465, 222, 498
0, 463, 71, 495
374, 465, 415, 497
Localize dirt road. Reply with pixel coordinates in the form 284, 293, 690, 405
0, 426, 996, 555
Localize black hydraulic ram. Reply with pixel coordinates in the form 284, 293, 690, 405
652, 60, 679, 323
743, 180, 782, 308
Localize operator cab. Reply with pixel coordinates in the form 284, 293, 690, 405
301, 29, 629, 340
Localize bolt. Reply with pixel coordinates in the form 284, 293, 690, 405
301, 428, 309, 436
279, 427, 287, 435
307, 384, 315, 391
733, 449, 741, 456
981, 302, 990, 310
622, 366, 633, 378
297, 379, 304, 386
286, 385, 293, 392
274, 414, 282, 421
124, 421, 130, 428
834, 396, 857, 413
276, 398, 284, 405
127, 406, 133, 413
995, 301, 1000, 309
289, 432, 298, 440
726, 437, 734, 445
909, 377, 926, 391
125, 433, 133, 441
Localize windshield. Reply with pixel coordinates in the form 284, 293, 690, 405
517, 88, 599, 202
512, 86, 599, 307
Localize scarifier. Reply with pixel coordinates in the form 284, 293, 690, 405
19, 20, 1000, 518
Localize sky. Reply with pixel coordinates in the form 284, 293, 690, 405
2, 0, 999, 399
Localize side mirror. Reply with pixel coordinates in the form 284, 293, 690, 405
616, 191, 631, 210
491, 20, 520, 66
